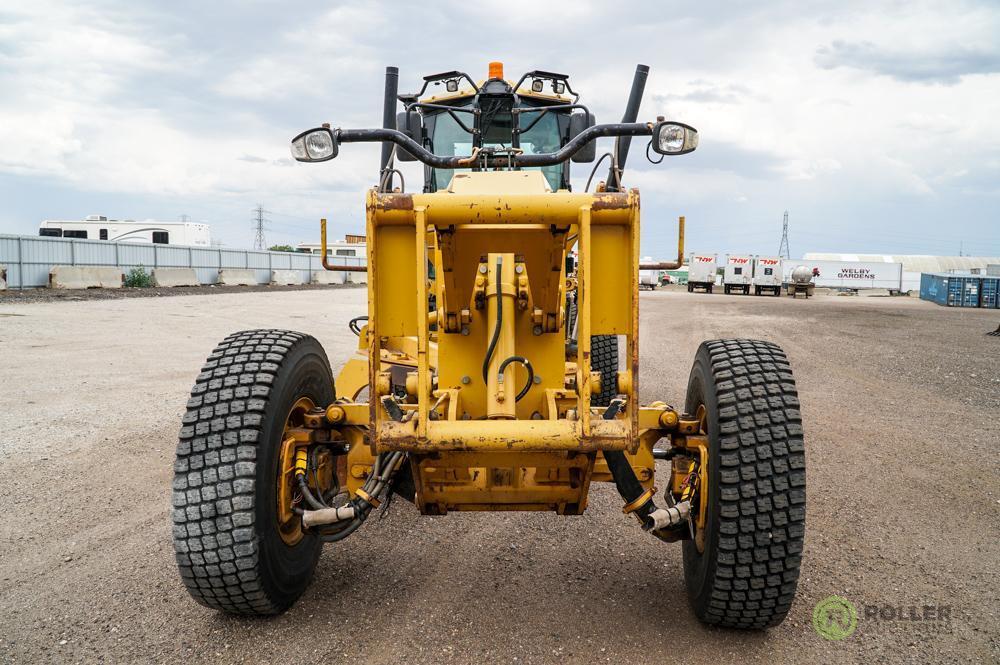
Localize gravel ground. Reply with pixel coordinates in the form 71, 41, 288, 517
0, 288, 997, 663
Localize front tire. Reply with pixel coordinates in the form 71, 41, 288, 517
682, 339, 805, 629
172, 330, 335, 615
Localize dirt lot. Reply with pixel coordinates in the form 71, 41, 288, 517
0, 288, 997, 663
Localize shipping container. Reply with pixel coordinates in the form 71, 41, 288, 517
791, 259, 903, 291
919, 273, 982, 307
752, 256, 783, 296
722, 255, 752, 295
687, 253, 717, 293
980, 275, 999, 309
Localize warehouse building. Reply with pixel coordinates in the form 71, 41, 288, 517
801, 253, 1000, 293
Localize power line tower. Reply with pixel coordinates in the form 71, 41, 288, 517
252, 204, 268, 250
778, 210, 791, 259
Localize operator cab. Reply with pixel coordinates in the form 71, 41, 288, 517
396, 62, 596, 192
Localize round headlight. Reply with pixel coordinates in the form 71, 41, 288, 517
305, 131, 334, 160
651, 121, 699, 156
291, 128, 339, 162
658, 124, 686, 152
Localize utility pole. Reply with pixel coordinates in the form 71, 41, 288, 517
179, 214, 190, 223
778, 210, 791, 259
252, 204, 268, 250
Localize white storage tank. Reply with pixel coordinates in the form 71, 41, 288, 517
752, 256, 783, 296
723, 254, 753, 295
687, 253, 717, 293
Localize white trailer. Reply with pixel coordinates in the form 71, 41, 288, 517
39, 216, 211, 246
687, 253, 717, 293
791, 259, 903, 292
752, 256, 783, 296
723, 254, 753, 295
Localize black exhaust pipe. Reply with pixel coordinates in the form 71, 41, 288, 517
379, 66, 399, 190
605, 64, 649, 192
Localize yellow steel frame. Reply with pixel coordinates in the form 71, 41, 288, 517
328, 171, 688, 515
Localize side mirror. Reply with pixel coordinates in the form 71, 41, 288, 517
569, 111, 596, 163
290, 127, 338, 162
651, 121, 698, 155
395, 111, 423, 162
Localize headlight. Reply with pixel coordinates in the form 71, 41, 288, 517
651, 121, 699, 155
290, 127, 339, 162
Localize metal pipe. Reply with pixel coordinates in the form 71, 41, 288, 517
605, 64, 649, 192
320, 218, 367, 272
379, 66, 399, 189
639, 216, 685, 270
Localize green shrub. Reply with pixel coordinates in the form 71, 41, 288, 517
124, 265, 154, 288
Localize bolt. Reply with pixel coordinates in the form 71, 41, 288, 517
531, 412, 543, 420
514, 264, 524, 274
461, 326, 470, 336
532, 325, 542, 336
478, 264, 488, 274
532, 375, 542, 384
461, 375, 471, 385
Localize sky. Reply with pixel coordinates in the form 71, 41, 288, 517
0, 0, 998, 259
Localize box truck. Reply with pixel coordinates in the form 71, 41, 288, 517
753, 256, 783, 296
687, 253, 717, 293
723, 254, 753, 295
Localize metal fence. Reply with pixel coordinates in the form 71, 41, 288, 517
0, 234, 366, 288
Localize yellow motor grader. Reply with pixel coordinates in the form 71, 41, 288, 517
172, 62, 805, 629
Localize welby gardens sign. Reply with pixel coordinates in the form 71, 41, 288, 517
805, 260, 903, 290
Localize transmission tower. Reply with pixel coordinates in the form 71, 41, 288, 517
778, 210, 791, 259
252, 204, 268, 250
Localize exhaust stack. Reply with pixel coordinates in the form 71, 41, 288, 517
605, 64, 649, 192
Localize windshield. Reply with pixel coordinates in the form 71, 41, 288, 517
428, 106, 475, 191
517, 111, 563, 191
427, 101, 565, 191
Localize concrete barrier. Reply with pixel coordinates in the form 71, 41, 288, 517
152, 267, 199, 287
0, 265, 6, 290
271, 270, 303, 286
49, 266, 123, 289
345, 272, 368, 285
218, 269, 257, 286
311, 270, 345, 285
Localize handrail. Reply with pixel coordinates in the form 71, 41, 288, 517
639, 216, 685, 270
335, 122, 654, 169
320, 218, 367, 272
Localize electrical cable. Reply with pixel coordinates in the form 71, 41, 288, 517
585, 152, 615, 192
645, 139, 664, 164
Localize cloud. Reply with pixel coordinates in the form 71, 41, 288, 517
0, 0, 998, 256
815, 40, 1000, 84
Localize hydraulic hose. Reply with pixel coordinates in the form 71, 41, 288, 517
497, 355, 534, 402
603, 450, 656, 526
482, 256, 503, 383
305, 451, 407, 541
